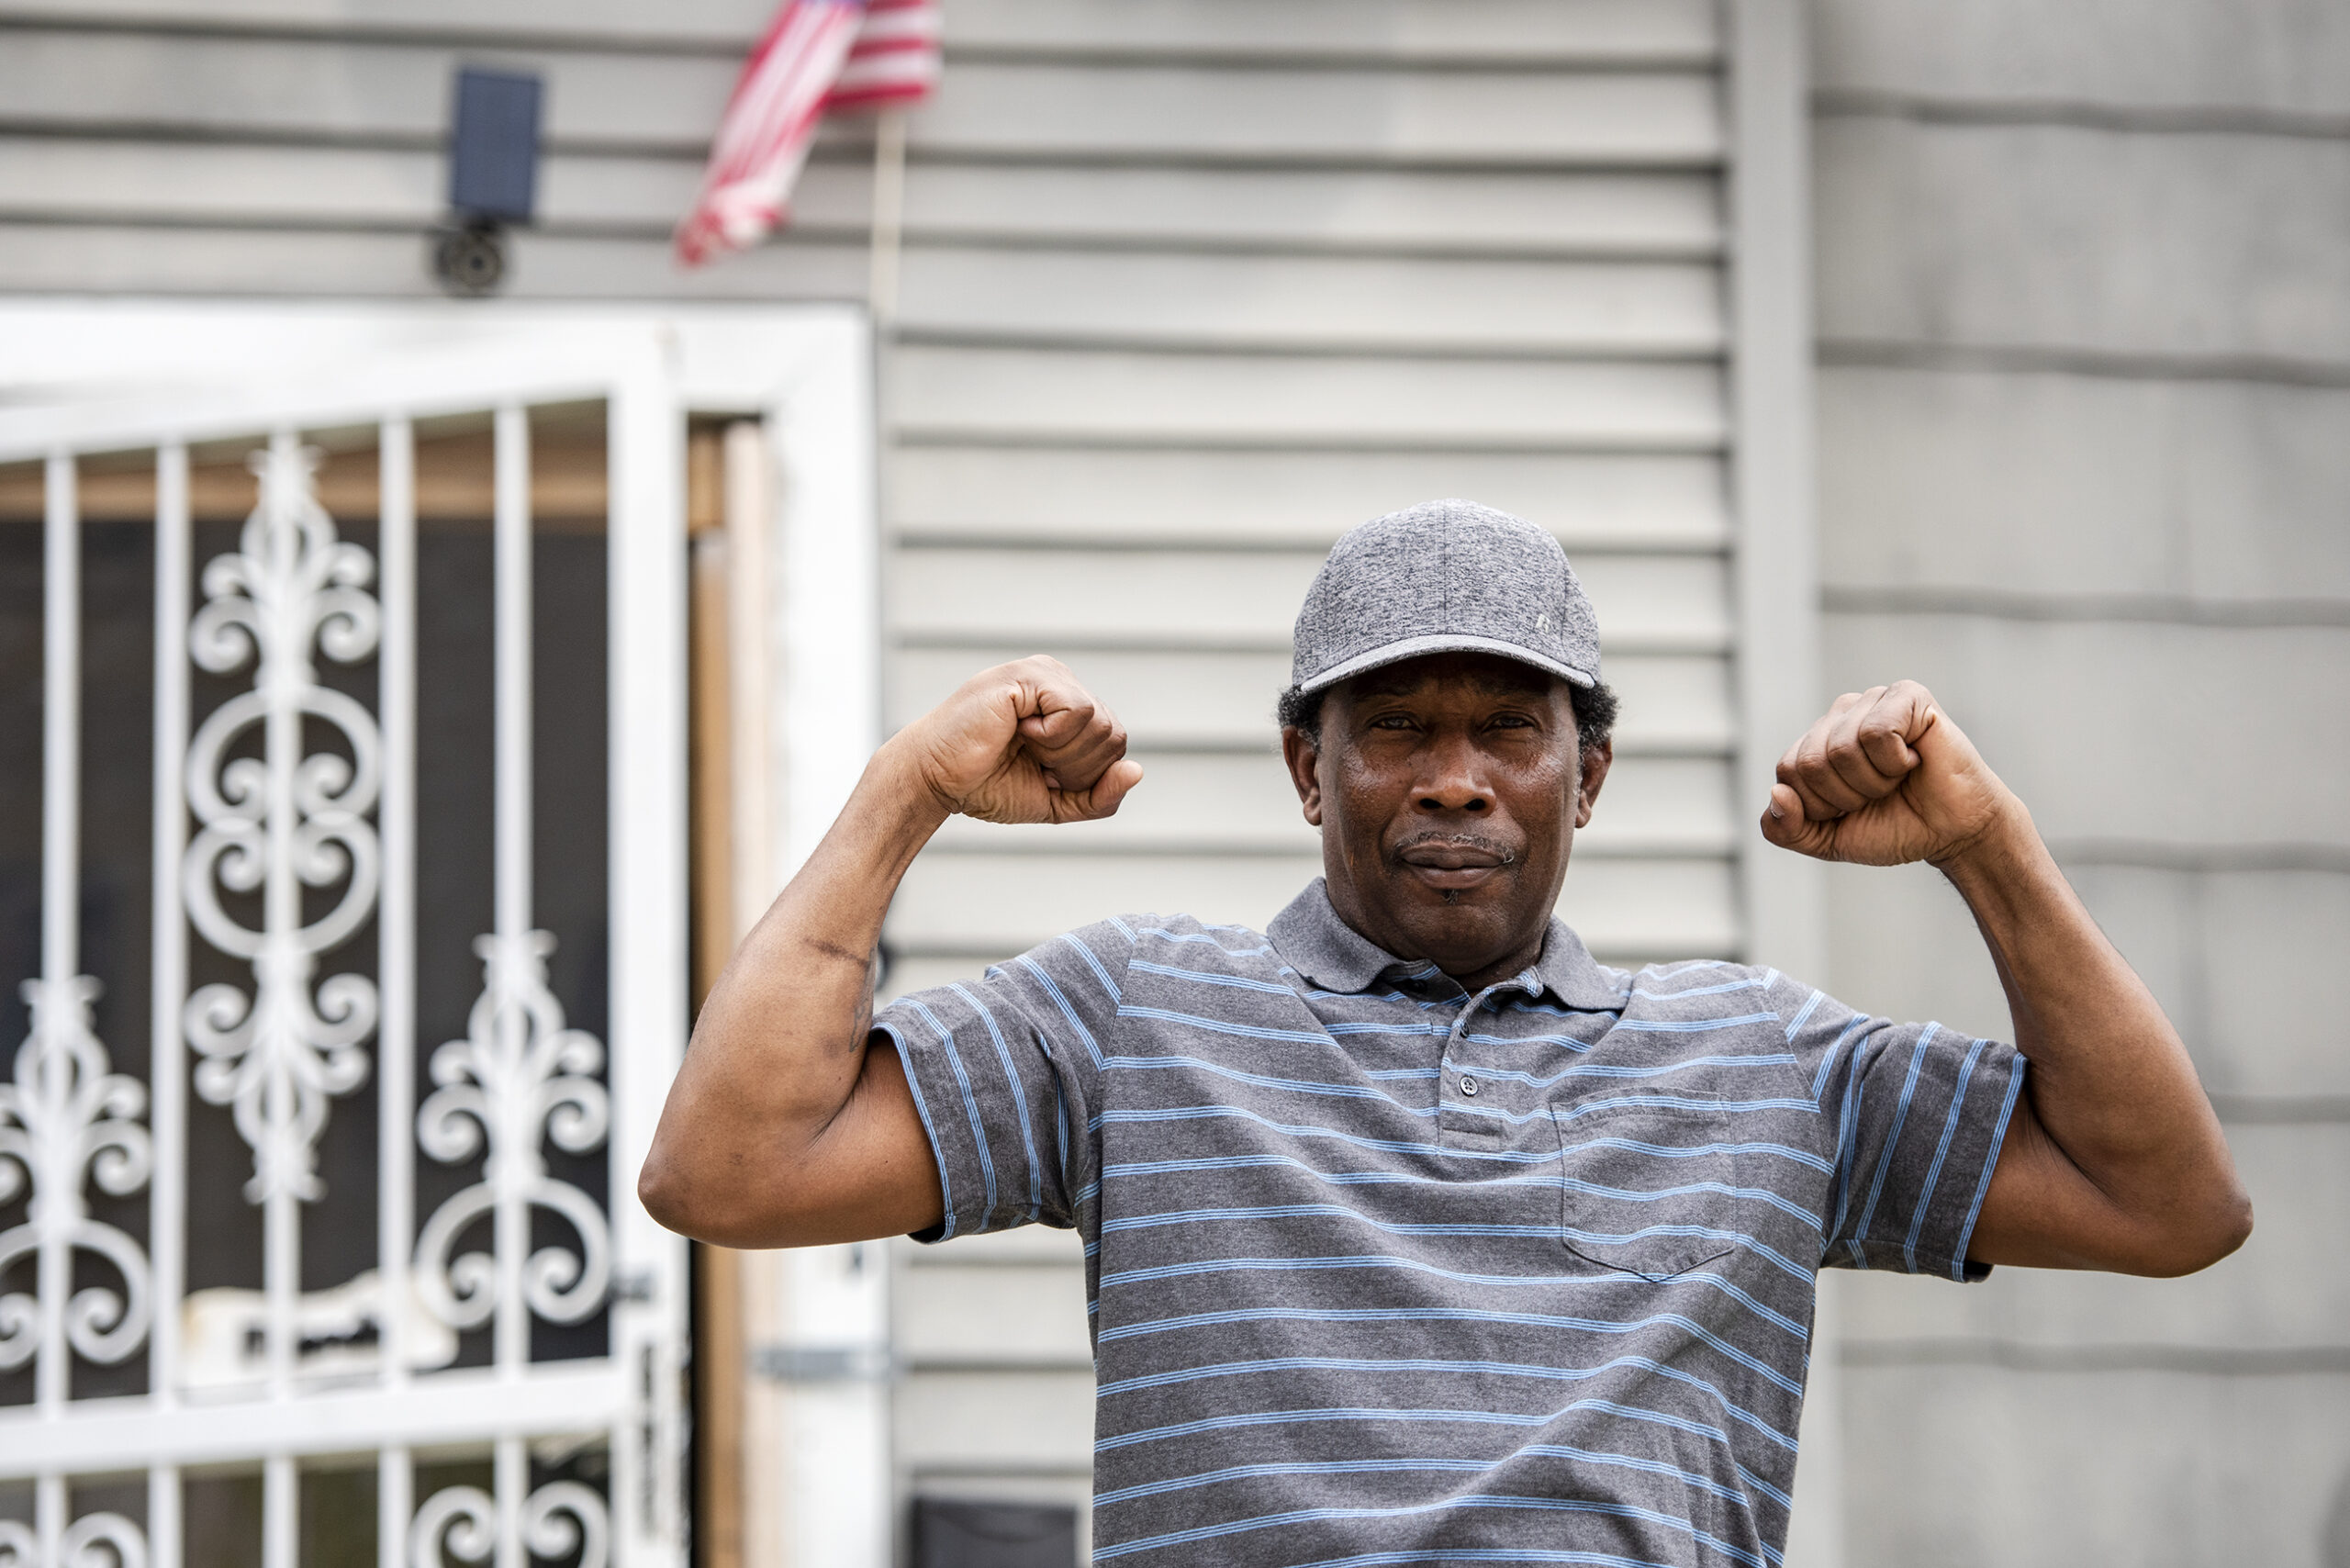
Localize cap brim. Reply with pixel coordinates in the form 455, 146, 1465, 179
1297, 633, 1597, 696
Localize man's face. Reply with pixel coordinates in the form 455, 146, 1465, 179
1281, 651, 1610, 989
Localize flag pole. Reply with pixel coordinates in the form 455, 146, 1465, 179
867, 107, 908, 325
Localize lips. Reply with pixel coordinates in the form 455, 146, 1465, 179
1395, 839, 1514, 891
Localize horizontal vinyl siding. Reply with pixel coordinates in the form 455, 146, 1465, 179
869, 9, 1740, 1539
0, 144, 1726, 264
885, 344, 1728, 449
887, 649, 1735, 754
16, 0, 1718, 60
889, 547, 1730, 651
0, 32, 1722, 155
890, 446, 1732, 547
0, 2, 1729, 296
0, 1, 1749, 1551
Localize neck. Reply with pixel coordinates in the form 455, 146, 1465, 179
1324, 883, 1548, 995
1440, 936, 1547, 993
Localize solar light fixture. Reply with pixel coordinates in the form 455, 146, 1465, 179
431, 66, 543, 297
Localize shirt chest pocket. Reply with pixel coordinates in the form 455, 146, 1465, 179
1550, 1095, 1740, 1282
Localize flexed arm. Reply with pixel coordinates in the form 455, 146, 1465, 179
1762, 682, 2251, 1276
638, 656, 1142, 1248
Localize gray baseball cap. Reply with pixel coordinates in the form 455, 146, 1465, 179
1291, 498, 1601, 696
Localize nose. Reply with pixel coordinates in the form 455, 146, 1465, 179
1414, 731, 1493, 815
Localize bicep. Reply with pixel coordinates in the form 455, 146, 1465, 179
1964, 1092, 2132, 1271
742, 1040, 945, 1249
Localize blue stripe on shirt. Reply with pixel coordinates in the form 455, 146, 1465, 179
1096, 1303, 1803, 1395
900, 994, 998, 1222
1096, 1252, 1810, 1342
1847, 1024, 1939, 1266
1093, 1491, 1772, 1568
1903, 1035, 1990, 1270
950, 981, 1044, 1221
872, 1019, 957, 1239
1953, 1051, 2029, 1280
1059, 928, 1126, 1003
878, 905, 2019, 1568
1015, 952, 1107, 1070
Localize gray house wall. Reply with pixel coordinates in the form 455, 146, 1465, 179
1807, 3, 2350, 1564
868, 1, 1753, 1545
0, 0, 1766, 1556
6, 0, 2331, 1561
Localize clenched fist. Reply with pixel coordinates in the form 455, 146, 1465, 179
897, 655, 1144, 825
1761, 681, 2019, 867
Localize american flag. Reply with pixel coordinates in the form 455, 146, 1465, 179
675, 0, 942, 268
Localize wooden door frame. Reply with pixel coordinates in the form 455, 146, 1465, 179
689, 420, 748, 1568
689, 417, 788, 1568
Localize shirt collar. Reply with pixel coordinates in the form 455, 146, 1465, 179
1267, 878, 1627, 1012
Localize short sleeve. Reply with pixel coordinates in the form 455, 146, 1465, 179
1785, 984, 2028, 1282
872, 919, 1131, 1242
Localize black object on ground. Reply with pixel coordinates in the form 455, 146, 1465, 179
912, 1497, 1080, 1568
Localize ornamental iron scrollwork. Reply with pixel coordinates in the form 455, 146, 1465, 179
414, 931, 611, 1338
181, 439, 380, 1206
0, 977, 152, 1372
0, 1511, 150, 1568
409, 1479, 609, 1568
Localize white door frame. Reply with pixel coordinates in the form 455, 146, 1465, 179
0, 300, 887, 1568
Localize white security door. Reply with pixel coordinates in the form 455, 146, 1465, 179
0, 339, 692, 1568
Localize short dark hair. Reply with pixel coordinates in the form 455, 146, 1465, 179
1278, 675, 1618, 758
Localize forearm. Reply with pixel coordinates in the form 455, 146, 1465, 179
640, 655, 1140, 1245
1941, 804, 2250, 1271
640, 744, 947, 1235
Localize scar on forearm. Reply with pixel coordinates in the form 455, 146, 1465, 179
802, 935, 873, 967
845, 946, 885, 1055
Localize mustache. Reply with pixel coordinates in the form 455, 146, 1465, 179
1389, 831, 1519, 866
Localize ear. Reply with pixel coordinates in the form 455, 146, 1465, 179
1574, 739, 1613, 829
1281, 725, 1326, 827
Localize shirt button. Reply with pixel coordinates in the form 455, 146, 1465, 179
1460, 1077, 1480, 1097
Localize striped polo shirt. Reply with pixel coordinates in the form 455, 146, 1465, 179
877, 879, 2024, 1568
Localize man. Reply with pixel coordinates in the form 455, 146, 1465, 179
643, 499, 2249, 1566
